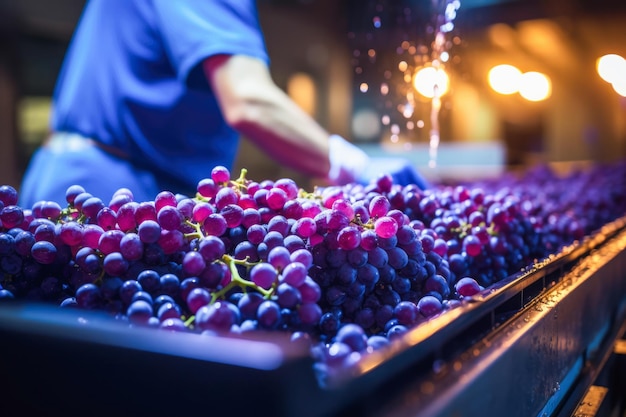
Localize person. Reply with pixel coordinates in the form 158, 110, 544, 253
18, 0, 427, 208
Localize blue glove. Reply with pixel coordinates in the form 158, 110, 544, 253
327, 135, 370, 185
358, 156, 430, 189
327, 135, 429, 189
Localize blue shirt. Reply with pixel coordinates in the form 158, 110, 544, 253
51, 0, 269, 194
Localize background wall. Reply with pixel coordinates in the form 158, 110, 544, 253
0, 0, 625, 192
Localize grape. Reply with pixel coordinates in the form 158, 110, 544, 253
137, 220, 161, 244
157, 205, 183, 231
290, 248, 313, 269
337, 226, 361, 250
204, 214, 227, 236
276, 283, 302, 309
75, 283, 101, 309
211, 165, 230, 184
195, 301, 239, 332
463, 234, 482, 257
250, 263, 277, 290
127, 300, 153, 325
31, 240, 57, 264
417, 295, 443, 318
14, 231, 35, 257
81, 197, 105, 220
394, 301, 420, 326
108, 193, 133, 213
254, 300, 280, 329
186, 287, 211, 314
192, 202, 213, 223
158, 229, 184, 255
119, 232, 143, 261
298, 302, 322, 326
182, 251, 206, 276
103, 252, 129, 276
292, 217, 316, 238
266, 187, 288, 211
336, 323, 367, 352
0, 185, 18, 207
197, 236, 226, 262
159, 273, 180, 297
369, 195, 390, 218
96, 207, 117, 231
156, 301, 182, 321
154, 191, 177, 212
267, 246, 291, 271
0, 205, 24, 229
455, 277, 482, 297
116, 202, 138, 232
280, 262, 307, 287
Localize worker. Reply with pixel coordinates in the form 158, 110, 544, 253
18, 0, 427, 208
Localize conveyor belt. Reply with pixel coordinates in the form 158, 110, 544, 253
0, 218, 625, 417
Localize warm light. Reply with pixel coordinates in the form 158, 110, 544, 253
286, 72, 316, 116
612, 78, 626, 97
413, 67, 450, 98
488, 64, 522, 95
597, 54, 626, 84
519, 71, 551, 101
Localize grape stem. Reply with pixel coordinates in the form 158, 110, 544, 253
183, 220, 205, 241
210, 254, 273, 303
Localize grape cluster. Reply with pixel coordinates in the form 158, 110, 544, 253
0, 160, 624, 379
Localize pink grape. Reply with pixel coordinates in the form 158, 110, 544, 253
337, 226, 361, 250
154, 191, 177, 212
369, 195, 390, 218
374, 216, 398, 239
211, 165, 230, 184
192, 202, 214, 223
117, 201, 139, 232
197, 178, 218, 198
266, 187, 288, 211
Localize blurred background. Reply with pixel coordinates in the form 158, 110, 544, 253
0, 0, 625, 190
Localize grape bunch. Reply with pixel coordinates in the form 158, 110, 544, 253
0, 160, 624, 380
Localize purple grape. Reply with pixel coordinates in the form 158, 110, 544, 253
211, 165, 230, 184
119, 232, 143, 261
220, 204, 244, 228
31, 240, 57, 264
137, 220, 161, 244
194, 301, 240, 332
157, 205, 183, 231
182, 250, 206, 276
257, 300, 282, 329
186, 287, 211, 314
103, 252, 129, 276
280, 261, 307, 287
197, 236, 225, 262
127, 300, 153, 325
203, 213, 227, 236
250, 263, 277, 290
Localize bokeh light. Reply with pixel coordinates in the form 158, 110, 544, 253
612, 78, 626, 97
596, 54, 626, 84
413, 67, 450, 98
519, 71, 551, 101
488, 64, 522, 95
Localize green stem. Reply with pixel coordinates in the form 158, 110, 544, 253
183, 219, 205, 241
209, 254, 272, 303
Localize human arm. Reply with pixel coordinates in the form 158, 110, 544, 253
203, 54, 333, 179
204, 53, 428, 189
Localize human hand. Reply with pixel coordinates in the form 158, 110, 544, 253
327, 135, 370, 185
358, 156, 429, 189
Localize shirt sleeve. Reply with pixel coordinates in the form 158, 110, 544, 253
151, 0, 270, 90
